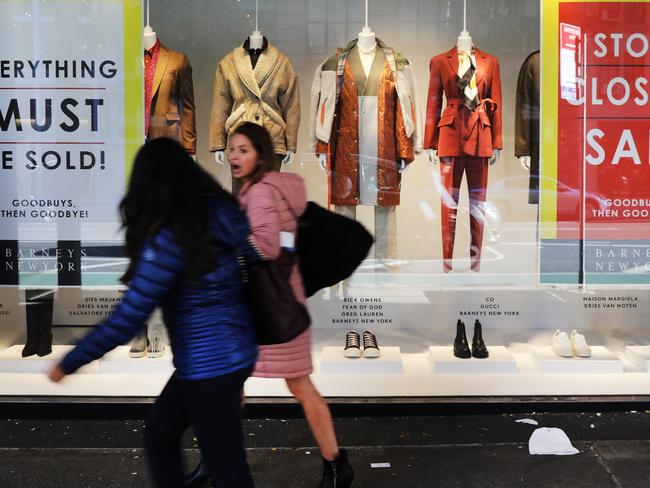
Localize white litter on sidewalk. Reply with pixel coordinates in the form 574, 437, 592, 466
370, 463, 391, 468
515, 418, 539, 425
528, 427, 580, 455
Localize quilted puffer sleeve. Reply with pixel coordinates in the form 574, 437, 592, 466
244, 182, 281, 261
59, 229, 184, 374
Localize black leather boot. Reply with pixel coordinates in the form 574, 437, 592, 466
318, 448, 354, 488
472, 319, 489, 358
453, 320, 471, 358
184, 458, 209, 487
21, 318, 39, 357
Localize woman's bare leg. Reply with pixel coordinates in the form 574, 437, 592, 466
286, 375, 339, 461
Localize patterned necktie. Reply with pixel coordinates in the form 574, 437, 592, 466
458, 50, 479, 111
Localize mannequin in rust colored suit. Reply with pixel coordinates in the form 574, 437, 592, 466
424, 32, 502, 273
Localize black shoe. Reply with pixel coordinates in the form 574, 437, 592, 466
184, 459, 210, 487
318, 448, 354, 488
472, 319, 489, 359
453, 320, 471, 359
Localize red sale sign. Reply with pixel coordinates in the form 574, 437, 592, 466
541, 1, 650, 284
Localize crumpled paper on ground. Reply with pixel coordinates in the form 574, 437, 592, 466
529, 427, 579, 455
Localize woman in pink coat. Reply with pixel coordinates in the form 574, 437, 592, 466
185, 122, 353, 488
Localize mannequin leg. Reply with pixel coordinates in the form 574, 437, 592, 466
465, 157, 489, 272
439, 158, 465, 272
374, 206, 397, 261
333, 206, 356, 297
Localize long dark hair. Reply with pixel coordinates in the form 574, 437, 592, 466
119, 138, 235, 283
231, 122, 277, 184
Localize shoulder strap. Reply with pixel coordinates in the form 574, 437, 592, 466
335, 47, 350, 108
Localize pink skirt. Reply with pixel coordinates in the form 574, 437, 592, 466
252, 328, 313, 378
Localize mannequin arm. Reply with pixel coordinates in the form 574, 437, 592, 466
214, 151, 225, 165
282, 151, 295, 165
424, 149, 439, 165
489, 149, 501, 166
398, 160, 407, 173
518, 155, 531, 170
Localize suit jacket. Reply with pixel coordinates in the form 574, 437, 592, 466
515, 51, 540, 203
424, 47, 502, 158
147, 44, 196, 154
209, 41, 300, 155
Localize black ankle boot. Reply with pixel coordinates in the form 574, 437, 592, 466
453, 320, 471, 358
318, 448, 354, 488
184, 458, 210, 487
472, 319, 489, 358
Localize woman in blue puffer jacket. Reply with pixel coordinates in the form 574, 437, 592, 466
47, 138, 258, 488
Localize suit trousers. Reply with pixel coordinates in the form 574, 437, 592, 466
439, 156, 489, 272
335, 205, 396, 260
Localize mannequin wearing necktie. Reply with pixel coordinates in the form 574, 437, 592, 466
424, 29, 503, 272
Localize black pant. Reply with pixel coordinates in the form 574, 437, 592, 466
144, 367, 254, 488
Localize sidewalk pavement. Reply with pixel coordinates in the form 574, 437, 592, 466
2, 411, 650, 487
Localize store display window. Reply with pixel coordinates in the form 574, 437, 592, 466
1, 0, 649, 399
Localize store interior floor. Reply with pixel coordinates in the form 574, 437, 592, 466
2, 410, 650, 487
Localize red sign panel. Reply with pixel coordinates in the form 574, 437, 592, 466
557, 2, 650, 240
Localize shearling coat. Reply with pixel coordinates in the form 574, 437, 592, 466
238, 172, 312, 379
309, 39, 422, 207
209, 41, 300, 155
147, 44, 196, 154
424, 47, 503, 158
515, 51, 540, 204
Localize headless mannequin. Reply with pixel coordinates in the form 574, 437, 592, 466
425, 29, 500, 166
144, 26, 196, 161
215, 30, 294, 166
317, 26, 406, 173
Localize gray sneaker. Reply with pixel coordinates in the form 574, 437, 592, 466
129, 330, 147, 358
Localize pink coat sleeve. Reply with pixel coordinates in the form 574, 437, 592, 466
245, 183, 282, 260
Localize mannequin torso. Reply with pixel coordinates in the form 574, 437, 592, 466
425, 29, 500, 166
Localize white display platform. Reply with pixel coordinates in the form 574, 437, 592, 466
320, 346, 403, 375
98, 346, 174, 373
625, 346, 650, 372
0, 345, 98, 373
428, 346, 517, 374
529, 346, 624, 374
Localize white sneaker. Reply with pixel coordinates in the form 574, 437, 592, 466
570, 330, 591, 358
552, 330, 573, 358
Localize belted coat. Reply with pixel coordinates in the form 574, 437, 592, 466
424, 47, 502, 158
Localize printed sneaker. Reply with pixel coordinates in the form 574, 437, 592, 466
362, 331, 381, 358
147, 322, 165, 358
570, 330, 591, 358
552, 330, 573, 358
129, 330, 147, 358
344, 331, 361, 358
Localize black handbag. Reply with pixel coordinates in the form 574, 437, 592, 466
296, 202, 374, 297
244, 250, 311, 345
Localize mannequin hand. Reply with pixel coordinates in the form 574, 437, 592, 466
48, 364, 67, 383
425, 149, 439, 165
317, 153, 327, 173
214, 151, 225, 165
489, 149, 501, 166
282, 151, 295, 165
191, 155, 197, 162
398, 160, 407, 173
518, 155, 531, 170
